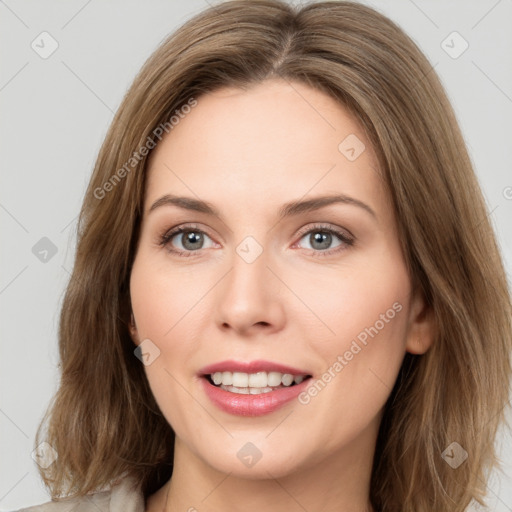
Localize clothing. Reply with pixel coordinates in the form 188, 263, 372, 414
12, 475, 144, 512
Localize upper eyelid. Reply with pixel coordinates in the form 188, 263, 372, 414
295, 223, 353, 239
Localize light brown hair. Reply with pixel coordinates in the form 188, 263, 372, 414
36, 1, 512, 510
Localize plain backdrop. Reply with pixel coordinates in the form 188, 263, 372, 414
1, 0, 511, 510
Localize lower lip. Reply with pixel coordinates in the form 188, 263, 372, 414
200, 376, 311, 416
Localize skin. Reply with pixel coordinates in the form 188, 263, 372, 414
129, 78, 434, 512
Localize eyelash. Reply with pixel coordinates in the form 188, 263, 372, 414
158, 223, 355, 259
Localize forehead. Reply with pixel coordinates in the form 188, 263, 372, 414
144, 79, 389, 223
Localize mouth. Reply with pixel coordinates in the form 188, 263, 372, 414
204, 370, 312, 395
198, 361, 314, 416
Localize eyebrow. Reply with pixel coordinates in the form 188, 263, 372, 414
148, 193, 377, 221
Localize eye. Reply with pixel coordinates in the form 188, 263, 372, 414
294, 224, 354, 257
159, 224, 215, 257
158, 223, 355, 258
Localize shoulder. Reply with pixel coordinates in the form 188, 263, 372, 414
11, 475, 144, 512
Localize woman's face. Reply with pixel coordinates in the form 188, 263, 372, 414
129, 79, 432, 479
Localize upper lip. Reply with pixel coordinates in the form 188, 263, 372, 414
199, 359, 311, 376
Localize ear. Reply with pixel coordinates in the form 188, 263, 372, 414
128, 312, 141, 346
120, 291, 140, 346
405, 287, 435, 355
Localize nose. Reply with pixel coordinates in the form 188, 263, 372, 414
214, 241, 286, 337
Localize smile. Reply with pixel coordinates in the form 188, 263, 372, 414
198, 360, 313, 416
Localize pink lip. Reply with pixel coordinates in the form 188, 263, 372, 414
198, 360, 313, 416
198, 359, 311, 376
200, 375, 312, 417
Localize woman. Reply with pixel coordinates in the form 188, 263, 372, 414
17, 0, 512, 511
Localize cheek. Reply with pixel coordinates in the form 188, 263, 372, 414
296, 254, 409, 349
129, 252, 208, 377
129, 252, 201, 340
130, 257, 201, 431
297, 255, 410, 412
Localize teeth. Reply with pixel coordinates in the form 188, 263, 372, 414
232, 372, 249, 387
210, 371, 308, 390
223, 385, 275, 394
267, 371, 282, 387
281, 374, 294, 386
222, 371, 232, 385
248, 372, 267, 388
231, 386, 249, 394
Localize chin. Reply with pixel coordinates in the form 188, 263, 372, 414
176, 431, 311, 479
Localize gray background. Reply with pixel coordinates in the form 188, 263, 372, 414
1, 0, 511, 510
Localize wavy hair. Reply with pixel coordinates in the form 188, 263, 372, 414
35, 1, 512, 510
